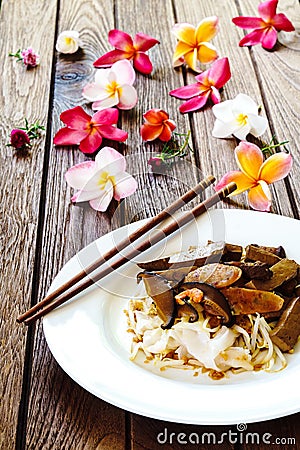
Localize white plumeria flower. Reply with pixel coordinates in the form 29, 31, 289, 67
212, 93, 268, 140
56, 30, 80, 54
65, 147, 137, 212
83, 60, 138, 110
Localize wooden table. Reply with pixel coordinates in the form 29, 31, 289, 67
1, 0, 299, 448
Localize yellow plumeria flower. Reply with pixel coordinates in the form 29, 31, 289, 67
215, 141, 293, 211
172, 17, 219, 71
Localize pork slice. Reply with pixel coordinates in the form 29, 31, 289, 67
271, 297, 300, 352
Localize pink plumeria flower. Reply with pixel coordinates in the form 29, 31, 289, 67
169, 57, 231, 114
53, 106, 128, 154
140, 109, 176, 141
212, 93, 268, 140
215, 141, 293, 211
232, 0, 295, 49
83, 60, 137, 111
65, 146, 137, 211
93, 29, 159, 75
172, 17, 219, 71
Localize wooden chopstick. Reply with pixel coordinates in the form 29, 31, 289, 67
17, 175, 215, 324
21, 182, 236, 325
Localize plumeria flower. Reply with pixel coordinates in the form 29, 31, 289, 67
232, 0, 295, 49
212, 93, 268, 140
53, 106, 128, 154
169, 57, 231, 114
215, 141, 293, 211
56, 30, 81, 54
140, 109, 176, 141
9, 47, 40, 68
65, 146, 137, 211
93, 29, 159, 75
83, 60, 137, 111
172, 17, 219, 71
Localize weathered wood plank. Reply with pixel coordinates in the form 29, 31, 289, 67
235, 0, 300, 218
0, 0, 57, 448
172, 0, 295, 217
116, 0, 206, 226
25, 1, 126, 448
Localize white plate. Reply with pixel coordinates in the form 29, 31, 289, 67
43, 209, 300, 425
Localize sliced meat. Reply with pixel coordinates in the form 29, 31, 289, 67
247, 259, 299, 291
184, 263, 242, 288
229, 261, 272, 280
245, 245, 281, 266
271, 297, 300, 352
253, 244, 286, 258
222, 287, 284, 314
137, 241, 224, 271
208, 241, 243, 262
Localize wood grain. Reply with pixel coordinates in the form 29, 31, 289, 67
0, 0, 57, 448
236, 0, 300, 219
24, 0, 126, 448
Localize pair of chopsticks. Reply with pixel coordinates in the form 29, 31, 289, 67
17, 177, 236, 325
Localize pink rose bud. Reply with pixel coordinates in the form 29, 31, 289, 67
10, 129, 31, 149
21, 47, 40, 67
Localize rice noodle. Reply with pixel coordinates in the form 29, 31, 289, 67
125, 296, 287, 378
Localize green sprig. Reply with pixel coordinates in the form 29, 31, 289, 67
158, 130, 192, 164
261, 135, 289, 157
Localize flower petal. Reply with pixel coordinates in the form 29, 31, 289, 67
248, 114, 268, 137
93, 50, 130, 68
248, 181, 272, 211
108, 29, 134, 51
261, 27, 278, 49
133, 52, 153, 74
179, 92, 210, 113
134, 32, 159, 51
258, 0, 278, 22
65, 161, 97, 189
215, 171, 254, 195
235, 141, 263, 180
140, 124, 163, 141
113, 172, 138, 200
212, 100, 235, 122
272, 13, 295, 31
184, 48, 199, 71
89, 180, 114, 211
232, 17, 265, 29
232, 93, 259, 115
95, 146, 126, 173
83, 83, 109, 102
197, 42, 218, 64
92, 93, 119, 110
92, 108, 119, 125
239, 29, 264, 47
212, 119, 238, 138
169, 83, 202, 99
60, 106, 91, 129
208, 57, 231, 88
53, 127, 87, 146
99, 125, 128, 142
195, 16, 219, 42
173, 41, 193, 64
259, 152, 293, 183
143, 109, 169, 124
232, 123, 252, 140
158, 124, 174, 141
172, 23, 196, 45
79, 130, 103, 154
210, 86, 221, 104
72, 188, 101, 203
118, 85, 138, 109
111, 59, 136, 85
